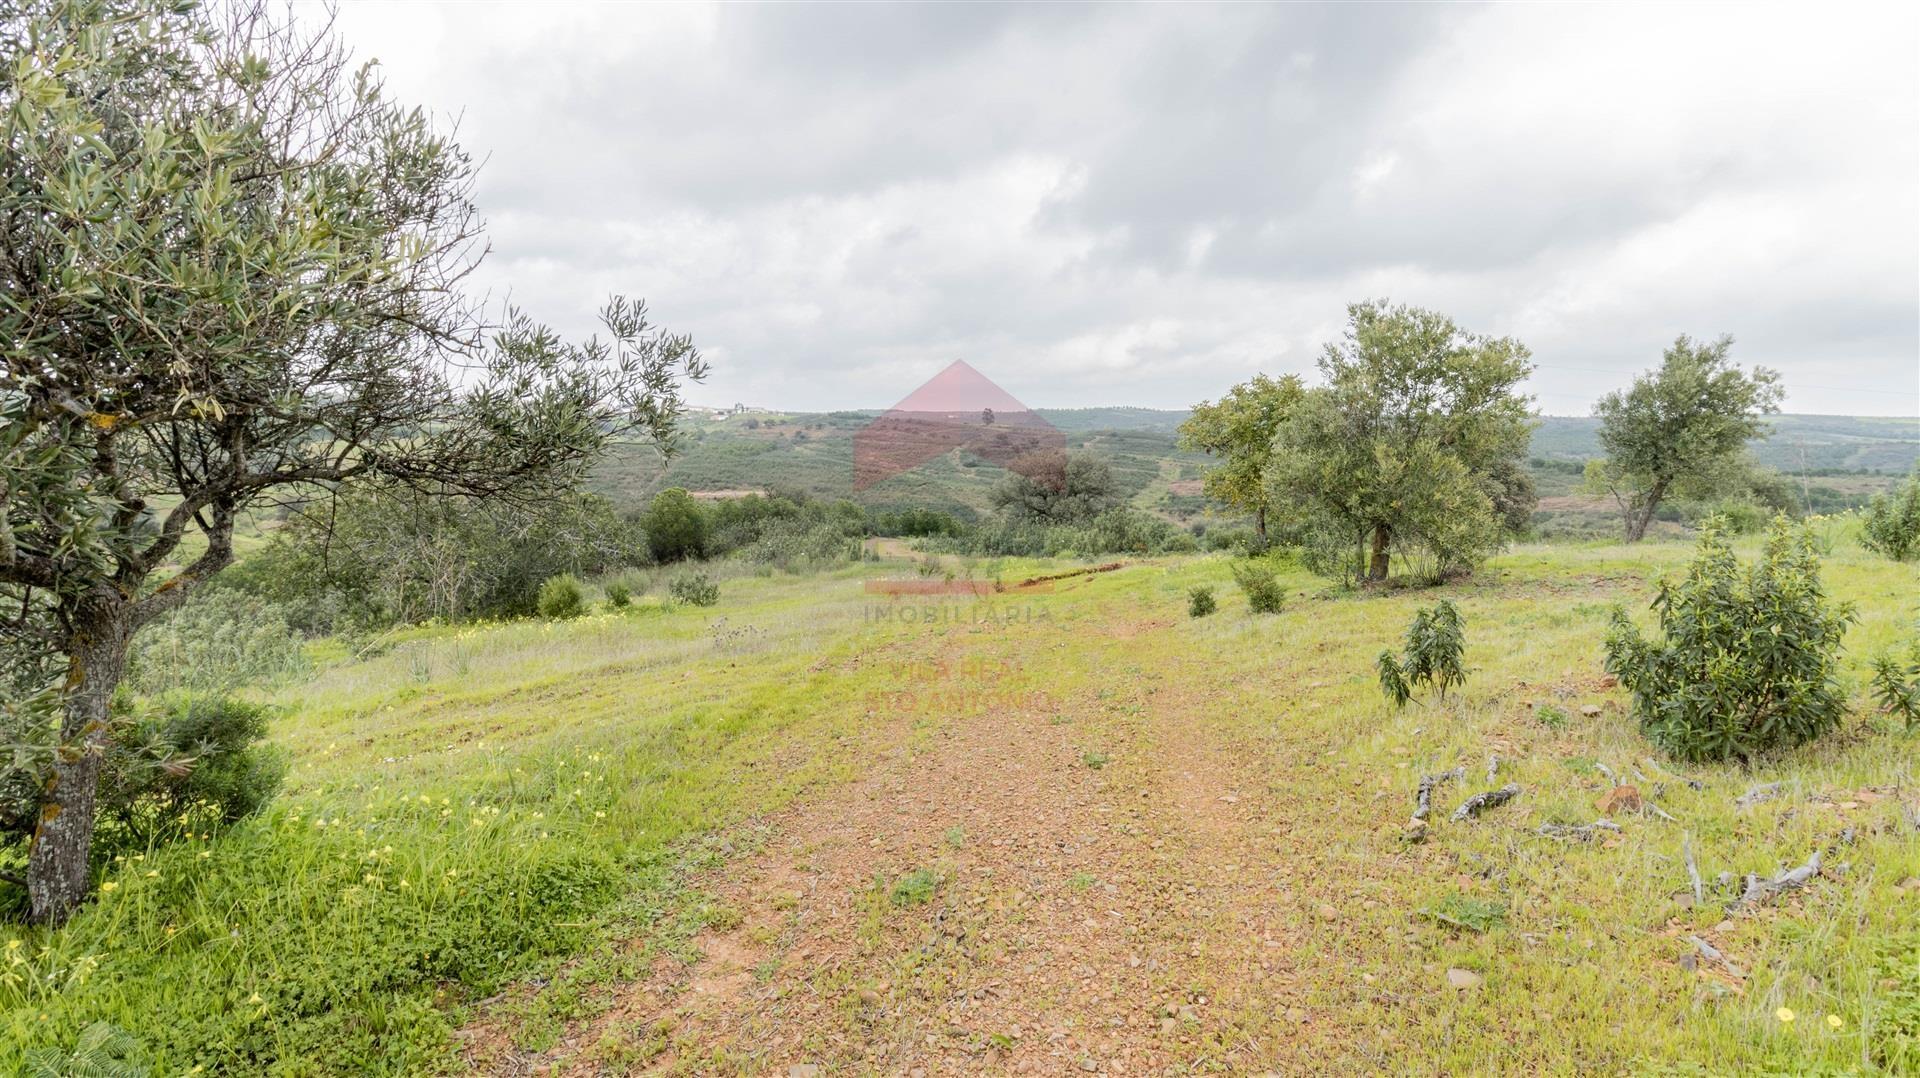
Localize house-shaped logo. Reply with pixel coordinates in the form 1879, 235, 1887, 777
853, 360, 1064, 490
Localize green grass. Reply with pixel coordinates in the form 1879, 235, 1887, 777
3, 524, 1918, 1072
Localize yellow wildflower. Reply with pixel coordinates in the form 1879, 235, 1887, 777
99, 882, 118, 893
1776, 1007, 1795, 1023
1827, 1014, 1844, 1029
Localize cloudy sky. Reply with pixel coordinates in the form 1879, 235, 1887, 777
330, 2, 1918, 416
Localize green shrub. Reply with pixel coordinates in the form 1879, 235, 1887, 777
126, 589, 309, 696
1861, 468, 1920, 561
1869, 634, 1920, 732
1230, 560, 1285, 613
536, 574, 586, 619
1604, 517, 1853, 762
643, 487, 710, 563
668, 572, 720, 607
94, 696, 288, 859
603, 580, 632, 609
1377, 600, 1467, 708
889, 868, 940, 907
1187, 586, 1216, 618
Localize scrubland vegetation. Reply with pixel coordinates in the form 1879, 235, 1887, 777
4, 2, 1918, 1074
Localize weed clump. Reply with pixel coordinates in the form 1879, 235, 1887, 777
1187, 586, 1216, 618
1230, 560, 1285, 613
1605, 517, 1853, 762
889, 868, 940, 907
537, 574, 587, 619
668, 572, 720, 607
603, 580, 632, 609
1377, 600, 1467, 708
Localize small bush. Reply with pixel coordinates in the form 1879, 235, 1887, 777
668, 572, 720, 607
1861, 468, 1920, 561
536, 573, 586, 619
603, 580, 632, 609
1604, 517, 1853, 762
1869, 635, 1920, 732
94, 696, 288, 858
1230, 560, 1285, 613
1187, 586, 1216, 618
1377, 600, 1467, 708
889, 868, 940, 907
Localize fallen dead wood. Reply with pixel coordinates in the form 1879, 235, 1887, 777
1684, 935, 1746, 979
1682, 832, 1704, 904
1642, 756, 1704, 791
1006, 562, 1125, 590
1413, 766, 1466, 822
1451, 783, 1522, 822
1538, 818, 1620, 841
1731, 849, 1821, 912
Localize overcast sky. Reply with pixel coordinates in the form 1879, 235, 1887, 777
330, 2, 1919, 416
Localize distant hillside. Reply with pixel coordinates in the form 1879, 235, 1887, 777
592, 409, 1916, 520
1532, 414, 1920, 473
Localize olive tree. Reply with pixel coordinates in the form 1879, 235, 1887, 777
1268, 301, 1536, 583
0, 1, 705, 923
1588, 335, 1782, 542
1178, 374, 1304, 546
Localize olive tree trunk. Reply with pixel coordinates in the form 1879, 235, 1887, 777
1623, 479, 1669, 543
1367, 524, 1392, 582
27, 597, 135, 924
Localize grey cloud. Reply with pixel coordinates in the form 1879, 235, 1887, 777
334, 2, 1919, 416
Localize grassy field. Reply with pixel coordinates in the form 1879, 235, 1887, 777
4, 528, 1918, 1074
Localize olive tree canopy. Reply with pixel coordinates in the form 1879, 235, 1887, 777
0, 0, 705, 922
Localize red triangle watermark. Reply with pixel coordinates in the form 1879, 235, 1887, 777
852, 360, 1065, 491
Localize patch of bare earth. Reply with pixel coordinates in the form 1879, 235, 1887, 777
465, 629, 1360, 1074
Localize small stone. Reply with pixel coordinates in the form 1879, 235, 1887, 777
1317, 904, 1340, 921
789, 1067, 822, 1078
1580, 704, 1603, 717
1285, 1006, 1308, 1023
1446, 967, 1484, 990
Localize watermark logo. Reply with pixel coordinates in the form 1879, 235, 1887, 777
852, 359, 1064, 491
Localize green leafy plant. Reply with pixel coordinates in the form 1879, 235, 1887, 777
668, 572, 720, 607
603, 580, 632, 609
1861, 468, 1920, 561
1377, 600, 1467, 708
889, 868, 940, 908
1604, 517, 1854, 762
1869, 636, 1920, 732
536, 574, 587, 620
1419, 892, 1507, 934
1187, 586, 1217, 618
1081, 750, 1110, 770
22, 1020, 144, 1078
1229, 560, 1285, 614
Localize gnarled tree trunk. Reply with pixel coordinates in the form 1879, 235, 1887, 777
28, 595, 134, 924
1367, 524, 1391, 582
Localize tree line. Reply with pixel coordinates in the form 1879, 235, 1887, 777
1181, 305, 1786, 581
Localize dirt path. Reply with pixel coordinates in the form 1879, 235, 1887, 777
466, 603, 1388, 1075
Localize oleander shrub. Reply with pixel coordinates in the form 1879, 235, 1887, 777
1869, 632, 1920, 732
1604, 516, 1853, 762
1377, 600, 1467, 708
